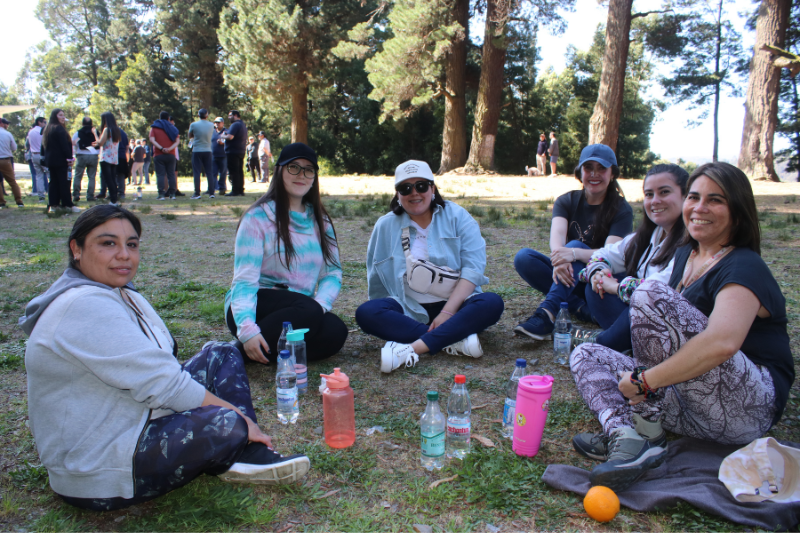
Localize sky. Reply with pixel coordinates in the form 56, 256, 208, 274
0, 0, 790, 169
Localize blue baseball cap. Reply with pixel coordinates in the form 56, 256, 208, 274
578, 144, 617, 168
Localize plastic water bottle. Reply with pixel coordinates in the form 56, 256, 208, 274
276, 350, 299, 424
420, 391, 446, 470
553, 302, 572, 365
277, 322, 293, 354
320, 368, 356, 448
446, 375, 471, 459
502, 358, 528, 438
287, 328, 309, 395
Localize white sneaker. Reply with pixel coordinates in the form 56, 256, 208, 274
380, 341, 419, 373
444, 333, 484, 358
71, 206, 81, 213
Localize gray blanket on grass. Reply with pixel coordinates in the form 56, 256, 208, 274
542, 437, 800, 531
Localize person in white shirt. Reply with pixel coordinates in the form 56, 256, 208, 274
257, 131, 272, 183
0, 117, 23, 208
71, 117, 99, 202
27, 117, 47, 200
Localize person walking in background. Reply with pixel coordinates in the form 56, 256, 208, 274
25, 136, 40, 198
131, 140, 145, 186
536, 133, 549, 176
150, 111, 180, 200
42, 109, 79, 214
168, 116, 185, 197
0, 117, 24, 209
223, 110, 247, 197
142, 140, 152, 185
212, 117, 228, 194
27, 117, 47, 202
71, 117, 99, 203
258, 131, 271, 183
549, 132, 559, 176
127, 139, 135, 184
246, 136, 260, 183
188, 108, 215, 199
93, 112, 122, 206
116, 128, 130, 199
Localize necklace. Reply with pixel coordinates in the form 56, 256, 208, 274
677, 246, 732, 292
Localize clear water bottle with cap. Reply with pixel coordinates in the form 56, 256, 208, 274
320, 368, 355, 448
446, 374, 471, 459
502, 358, 528, 438
277, 322, 293, 356
420, 391, 446, 470
276, 350, 298, 424
287, 328, 309, 395
553, 302, 572, 366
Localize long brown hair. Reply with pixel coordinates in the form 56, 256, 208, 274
240, 164, 339, 269
100, 112, 122, 144
41, 108, 65, 149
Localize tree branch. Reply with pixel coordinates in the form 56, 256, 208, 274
631, 8, 672, 20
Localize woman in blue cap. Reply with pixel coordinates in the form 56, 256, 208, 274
226, 143, 348, 365
513, 144, 633, 340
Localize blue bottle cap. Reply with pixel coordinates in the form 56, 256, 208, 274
283, 321, 292, 328
279, 350, 291, 359
516, 358, 527, 367
560, 302, 568, 309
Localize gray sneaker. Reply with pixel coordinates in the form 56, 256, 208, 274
589, 426, 667, 492
573, 414, 666, 461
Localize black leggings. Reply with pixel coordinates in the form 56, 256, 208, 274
226, 289, 348, 363
100, 162, 119, 203
48, 165, 74, 208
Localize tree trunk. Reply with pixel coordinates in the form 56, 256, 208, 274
466, 0, 511, 170
438, 0, 469, 174
588, 0, 633, 152
738, 0, 790, 181
291, 83, 309, 144
712, 0, 723, 162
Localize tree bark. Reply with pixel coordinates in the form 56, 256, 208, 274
291, 83, 309, 144
588, 0, 633, 152
712, 0, 723, 162
738, 0, 790, 181
466, 0, 512, 170
438, 0, 469, 174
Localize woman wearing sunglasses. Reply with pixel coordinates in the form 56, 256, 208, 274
356, 160, 504, 373
226, 143, 348, 366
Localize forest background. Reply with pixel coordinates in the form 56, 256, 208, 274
0, 0, 798, 181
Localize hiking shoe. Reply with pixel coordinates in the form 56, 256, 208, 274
190, 194, 202, 200
209, 194, 215, 199
444, 333, 483, 358
571, 327, 601, 349
380, 341, 419, 373
513, 308, 554, 340
589, 426, 667, 492
573, 414, 666, 461
219, 443, 310, 485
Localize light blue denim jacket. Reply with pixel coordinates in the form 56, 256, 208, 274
366, 201, 489, 323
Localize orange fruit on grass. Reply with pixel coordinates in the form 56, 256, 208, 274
583, 486, 620, 523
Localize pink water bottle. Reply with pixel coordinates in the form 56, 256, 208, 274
320, 368, 356, 449
512, 374, 554, 457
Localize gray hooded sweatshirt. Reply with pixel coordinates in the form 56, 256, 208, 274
21, 269, 205, 499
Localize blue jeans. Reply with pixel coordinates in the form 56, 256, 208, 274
192, 151, 214, 195
584, 276, 632, 352
154, 154, 177, 196
213, 156, 227, 192
142, 161, 151, 184
355, 293, 504, 354
514, 241, 591, 317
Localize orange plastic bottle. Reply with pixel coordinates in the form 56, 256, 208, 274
320, 368, 356, 449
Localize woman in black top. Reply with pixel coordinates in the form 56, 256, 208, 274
569, 162, 795, 493
42, 108, 79, 214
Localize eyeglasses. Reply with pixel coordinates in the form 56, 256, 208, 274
395, 180, 433, 196
286, 163, 316, 179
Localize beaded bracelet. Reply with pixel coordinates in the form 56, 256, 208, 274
630, 366, 658, 399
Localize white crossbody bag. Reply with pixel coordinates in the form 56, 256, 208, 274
402, 226, 460, 299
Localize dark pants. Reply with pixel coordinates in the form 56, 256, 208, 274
226, 290, 348, 362
192, 152, 214, 195
355, 293, 504, 354
514, 241, 591, 317
48, 165, 74, 208
116, 164, 127, 197
59, 342, 253, 512
213, 156, 227, 192
227, 154, 245, 194
99, 162, 119, 203
249, 157, 261, 182
154, 154, 177, 197
584, 275, 632, 352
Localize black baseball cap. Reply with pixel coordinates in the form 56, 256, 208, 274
276, 143, 318, 170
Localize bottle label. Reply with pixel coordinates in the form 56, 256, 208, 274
277, 387, 298, 408
447, 421, 470, 436
554, 333, 571, 352
503, 398, 516, 425
295, 364, 308, 389
421, 431, 445, 457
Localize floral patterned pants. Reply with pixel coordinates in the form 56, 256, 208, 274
60, 342, 255, 511
570, 280, 776, 445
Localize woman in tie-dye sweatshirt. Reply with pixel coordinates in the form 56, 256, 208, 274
225, 143, 347, 364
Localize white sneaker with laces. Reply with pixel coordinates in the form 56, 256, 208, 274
444, 333, 483, 358
380, 341, 419, 373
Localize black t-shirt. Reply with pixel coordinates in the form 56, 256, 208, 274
133, 146, 145, 163
552, 190, 633, 247
225, 120, 247, 155
668, 245, 795, 426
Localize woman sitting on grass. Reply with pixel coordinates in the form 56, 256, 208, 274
570, 162, 795, 493
20, 205, 309, 512
513, 144, 633, 341
355, 160, 504, 373
572, 163, 689, 352
226, 142, 347, 365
